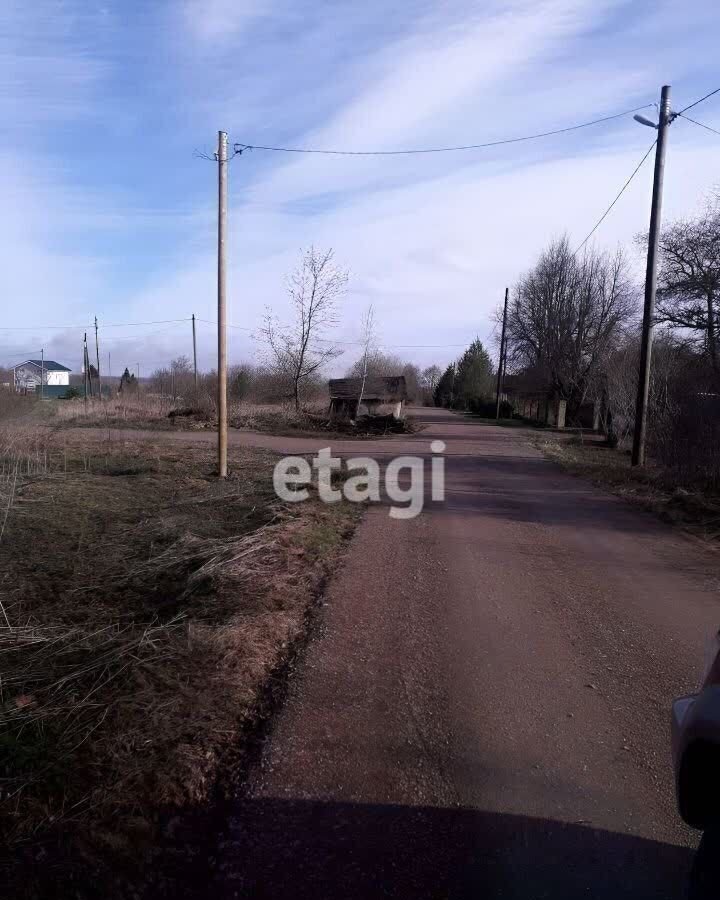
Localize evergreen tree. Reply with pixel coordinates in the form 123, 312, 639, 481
433, 364, 456, 408
119, 367, 137, 393
455, 338, 494, 410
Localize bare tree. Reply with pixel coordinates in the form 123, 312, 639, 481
171, 355, 192, 374
652, 197, 720, 383
346, 351, 406, 378
356, 304, 377, 415
150, 366, 170, 396
261, 246, 347, 410
401, 363, 422, 402
169, 355, 193, 400
505, 236, 636, 416
421, 365, 442, 395
345, 347, 422, 403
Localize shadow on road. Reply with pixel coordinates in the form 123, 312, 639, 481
206, 799, 700, 899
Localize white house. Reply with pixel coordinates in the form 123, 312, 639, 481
13, 359, 72, 393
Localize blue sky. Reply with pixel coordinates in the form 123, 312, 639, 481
2, 0, 720, 376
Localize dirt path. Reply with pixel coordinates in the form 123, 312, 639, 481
72, 411, 720, 897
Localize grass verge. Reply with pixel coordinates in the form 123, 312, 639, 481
535, 433, 720, 541
43, 398, 417, 439
0, 427, 360, 897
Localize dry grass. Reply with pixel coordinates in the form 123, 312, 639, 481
535, 433, 720, 540
46, 396, 316, 433
46, 394, 199, 429
44, 396, 416, 440
0, 428, 359, 896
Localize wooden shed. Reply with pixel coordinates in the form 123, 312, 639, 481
328, 376, 407, 420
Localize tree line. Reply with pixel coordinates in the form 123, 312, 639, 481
501, 192, 720, 488
127, 187, 720, 492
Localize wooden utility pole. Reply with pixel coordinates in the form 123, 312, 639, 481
94, 316, 101, 399
217, 131, 229, 477
632, 85, 673, 467
495, 287, 509, 420
192, 313, 198, 393
83, 334, 90, 402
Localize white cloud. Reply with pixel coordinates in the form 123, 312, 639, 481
2, 0, 720, 381
182, 0, 267, 43
0, 0, 110, 126
106, 133, 719, 376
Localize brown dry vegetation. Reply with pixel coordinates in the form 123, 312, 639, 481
44, 396, 416, 439
536, 433, 720, 541
0, 425, 360, 897
43, 394, 210, 430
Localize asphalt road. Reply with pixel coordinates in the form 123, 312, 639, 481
83, 410, 720, 897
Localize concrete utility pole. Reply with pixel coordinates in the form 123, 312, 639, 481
94, 316, 101, 399
192, 313, 198, 393
217, 131, 229, 477
632, 85, 673, 467
495, 287, 509, 420
40, 348, 44, 401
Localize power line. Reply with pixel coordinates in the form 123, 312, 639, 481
193, 147, 243, 163
677, 111, 720, 137
573, 140, 657, 255
678, 86, 720, 115
102, 324, 187, 343
0, 349, 43, 358
196, 317, 253, 332
101, 318, 191, 328
234, 104, 652, 157
320, 337, 468, 349
198, 317, 470, 349
0, 317, 192, 331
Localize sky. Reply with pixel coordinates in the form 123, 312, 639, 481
2, 0, 720, 378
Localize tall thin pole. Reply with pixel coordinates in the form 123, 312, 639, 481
495, 287, 509, 420
192, 313, 198, 393
83, 334, 89, 403
217, 131, 229, 477
40, 348, 44, 401
94, 316, 101, 399
87, 344, 93, 397
632, 85, 672, 467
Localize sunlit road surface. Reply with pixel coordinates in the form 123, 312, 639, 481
81, 409, 720, 897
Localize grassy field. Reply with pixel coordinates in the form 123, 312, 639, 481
39, 395, 416, 438
536, 432, 720, 541
0, 424, 360, 897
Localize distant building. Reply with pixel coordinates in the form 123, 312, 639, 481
13, 359, 71, 394
328, 375, 407, 419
